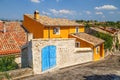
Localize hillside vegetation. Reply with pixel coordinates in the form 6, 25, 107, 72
76, 20, 120, 29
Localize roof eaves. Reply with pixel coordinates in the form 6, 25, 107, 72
70, 34, 104, 46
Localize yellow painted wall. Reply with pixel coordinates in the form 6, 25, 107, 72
79, 26, 84, 32
43, 26, 84, 38
69, 34, 104, 61
23, 15, 44, 38
93, 44, 104, 61
94, 47, 100, 61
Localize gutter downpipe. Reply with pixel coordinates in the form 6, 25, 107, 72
48, 27, 50, 38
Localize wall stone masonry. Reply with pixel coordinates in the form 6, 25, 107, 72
22, 38, 93, 74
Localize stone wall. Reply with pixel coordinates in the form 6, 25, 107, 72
22, 38, 93, 74
59, 48, 93, 68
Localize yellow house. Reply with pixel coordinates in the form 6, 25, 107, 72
69, 33, 104, 61
23, 10, 84, 38
23, 10, 104, 61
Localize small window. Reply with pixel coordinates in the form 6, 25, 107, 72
76, 27, 79, 33
96, 46, 100, 54
75, 42, 80, 47
53, 27, 60, 34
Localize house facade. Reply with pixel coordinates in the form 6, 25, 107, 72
69, 33, 104, 61
23, 11, 84, 38
23, 10, 104, 61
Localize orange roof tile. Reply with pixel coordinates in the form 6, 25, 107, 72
0, 22, 27, 55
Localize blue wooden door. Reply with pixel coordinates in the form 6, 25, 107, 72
41, 45, 56, 71
49, 46, 56, 68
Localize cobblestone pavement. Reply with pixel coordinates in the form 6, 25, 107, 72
20, 55, 120, 80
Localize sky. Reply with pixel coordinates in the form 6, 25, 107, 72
0, 0, 120, 21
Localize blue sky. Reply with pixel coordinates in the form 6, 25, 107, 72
0, 0, 120, 21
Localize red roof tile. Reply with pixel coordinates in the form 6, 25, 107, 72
0, 22, 27, 55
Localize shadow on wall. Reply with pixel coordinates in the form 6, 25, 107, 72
84, 74, 120, 80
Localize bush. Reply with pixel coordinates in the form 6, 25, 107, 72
93, 32, 113, 50
0, 55, 18, 72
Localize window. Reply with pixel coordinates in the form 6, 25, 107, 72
96, 46, 100, 54
53, 27, 60, 34
76, 27, 79, 33
75, 42, 80, 47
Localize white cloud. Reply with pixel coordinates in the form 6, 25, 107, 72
31, 0, 41, 3
102, 15, 105, 18
56, 0, 60, 2
79, 12, 82, 15
85, 11, 91, 15
96, 12, 103, 15
109, 11, 114, 14
118, 11, 120, 14
95, 5, 117, 10
42, 11, 51, 15
49, 9, 75, 15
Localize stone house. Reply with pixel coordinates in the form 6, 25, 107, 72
21, 10, 105, 74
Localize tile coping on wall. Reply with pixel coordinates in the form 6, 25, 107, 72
74, 48, 93, 53
31, 38, 76, 41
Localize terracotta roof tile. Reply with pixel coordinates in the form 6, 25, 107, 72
0, 22, 27, 55
25, 14, 83, 26
71, 33, 104, 46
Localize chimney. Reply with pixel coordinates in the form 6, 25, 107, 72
34, 10, 40, 20
3, 21, 6, 33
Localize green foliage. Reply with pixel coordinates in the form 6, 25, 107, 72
0, 55, 18, 72
94, 32, 113, 50
76, 20, 120, 29
85, 23, 90, 28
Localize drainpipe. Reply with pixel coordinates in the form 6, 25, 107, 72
48, 27, 50, 38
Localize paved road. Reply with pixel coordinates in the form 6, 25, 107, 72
20, 55, 120, 80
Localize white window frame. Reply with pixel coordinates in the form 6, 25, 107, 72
53, 27, 60, 35
75, 42, 80, 48
96, 46, 100, 54
76, 27, 79, 33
